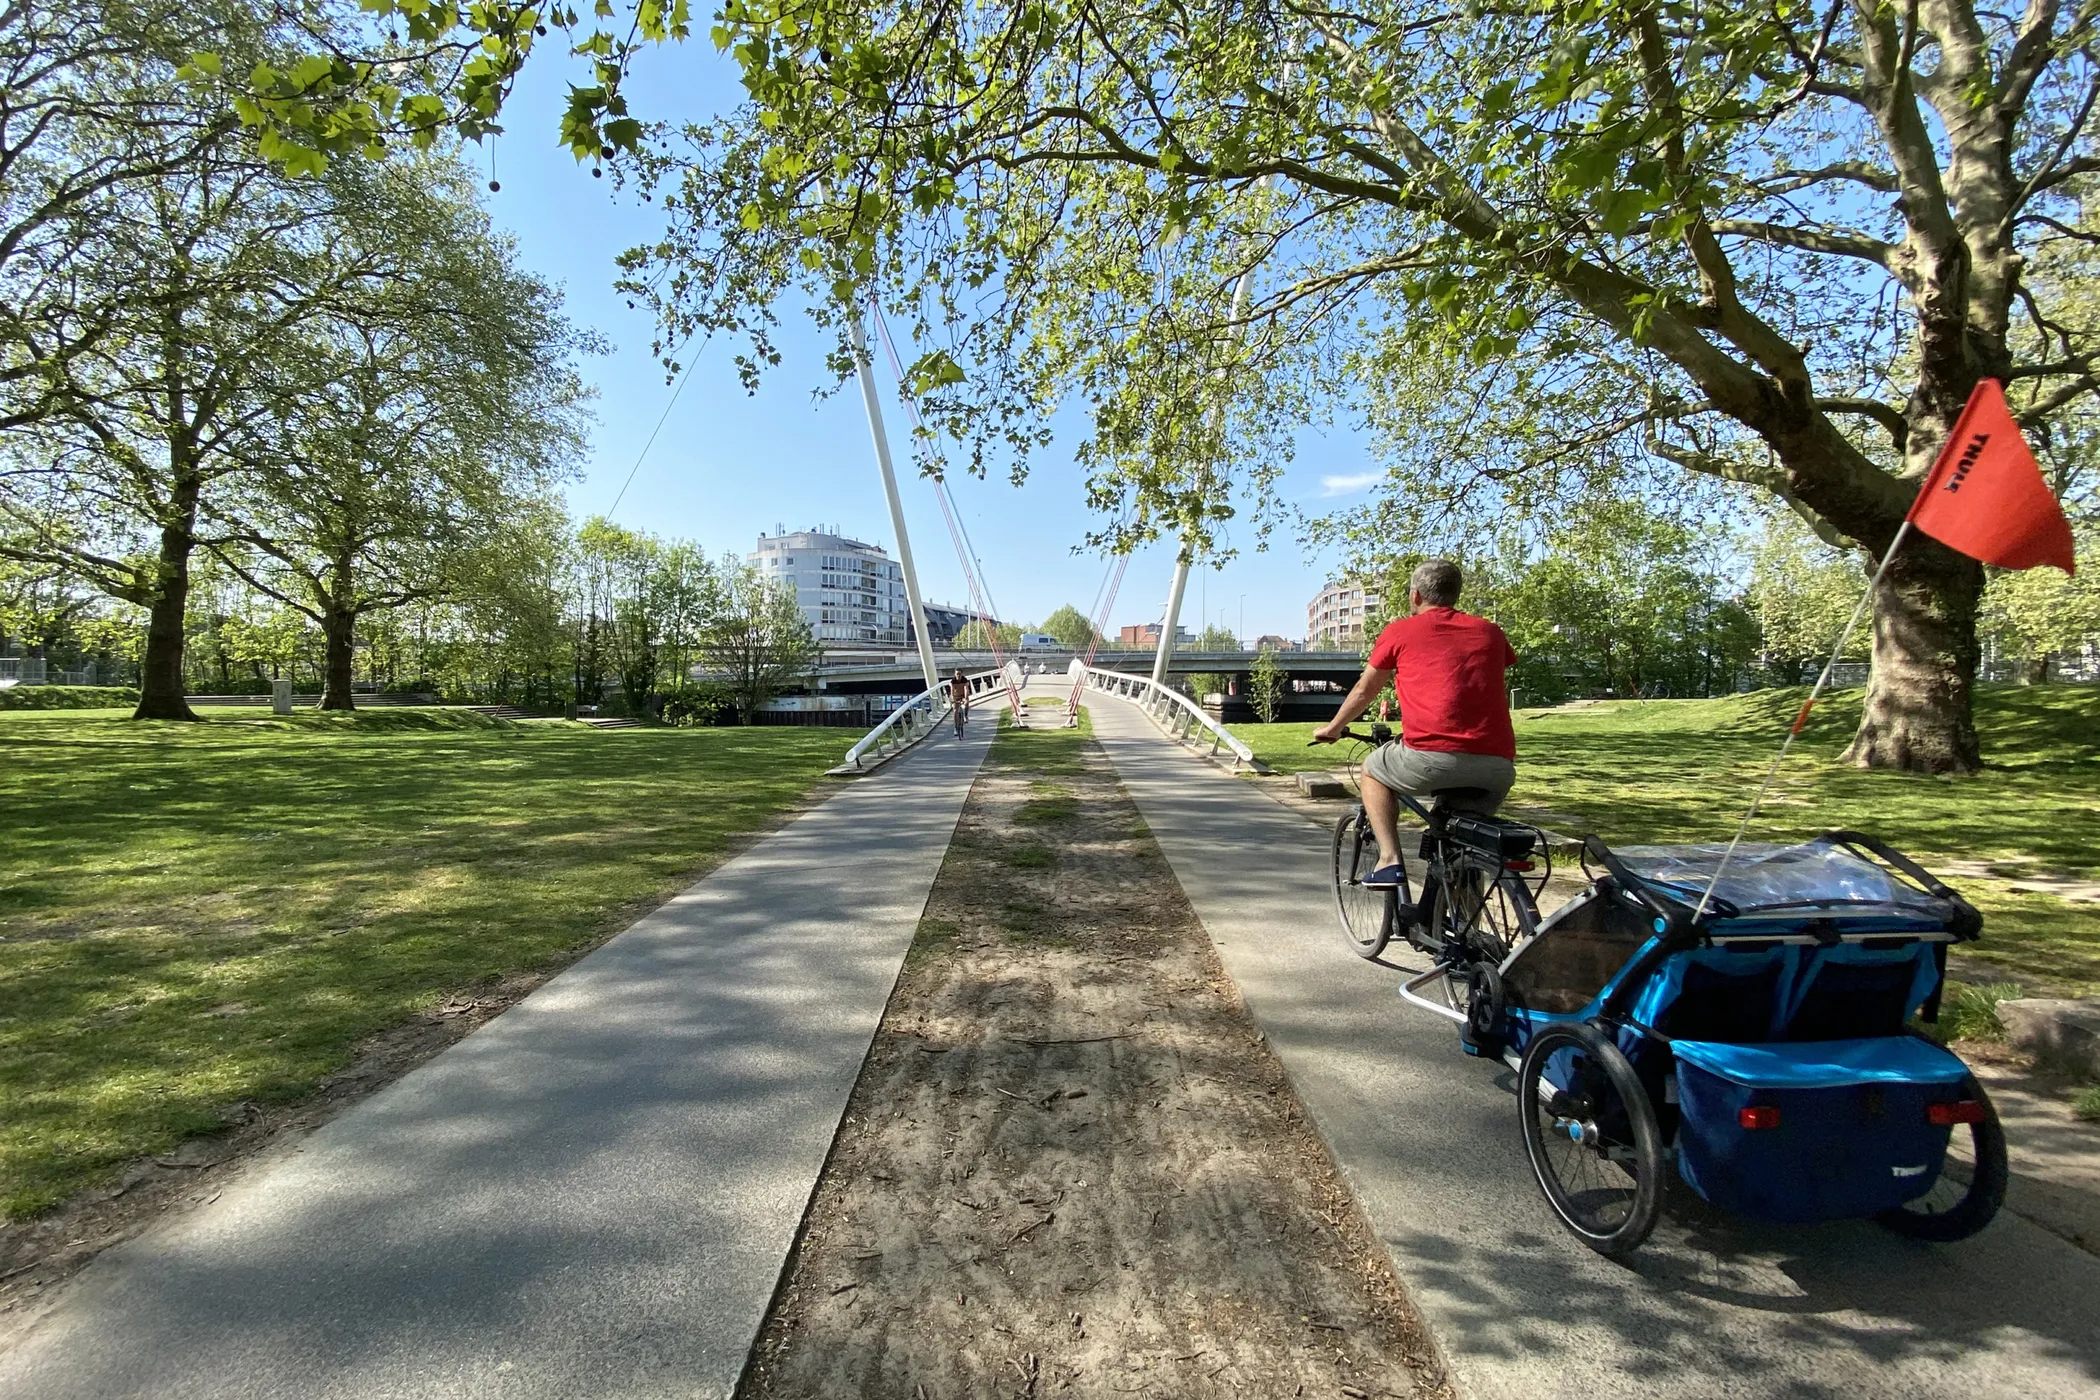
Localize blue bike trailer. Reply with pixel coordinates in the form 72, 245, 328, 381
1492, 831, 2000, 1253
1669, 1036, 1978, 1223
1500, 833, 1981, 1035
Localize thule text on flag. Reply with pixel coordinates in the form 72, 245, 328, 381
1907, 380, 2076, 575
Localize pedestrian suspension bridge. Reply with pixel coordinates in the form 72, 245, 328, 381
829, 300, 1271, 776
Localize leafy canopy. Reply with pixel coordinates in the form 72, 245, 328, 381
214, 0, 2100, 571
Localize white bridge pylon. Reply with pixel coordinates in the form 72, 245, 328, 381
847, 302, 1027, 725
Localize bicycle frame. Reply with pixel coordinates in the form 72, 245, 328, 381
1325, 725, 1546, 987
1390, 791, 1547, 1026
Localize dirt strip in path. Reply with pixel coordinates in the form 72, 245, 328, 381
740, 714, 1449, 1400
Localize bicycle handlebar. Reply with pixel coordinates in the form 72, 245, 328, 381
1307, 724, 1392, 747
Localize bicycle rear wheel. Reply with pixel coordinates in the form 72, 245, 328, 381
1332, 809, 1396, 959
1429, 862, 1512, 1010
1438, 861, 1526, 960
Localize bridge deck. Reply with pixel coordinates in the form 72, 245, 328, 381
1072, 680, 2100, 1400
0, 724, 992, 1400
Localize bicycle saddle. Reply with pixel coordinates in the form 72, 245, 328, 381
1426, 787, 1501, 823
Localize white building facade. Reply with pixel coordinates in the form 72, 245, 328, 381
750, 528, 911, 646
1307, 578, 1376, 649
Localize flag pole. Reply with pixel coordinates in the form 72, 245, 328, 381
1691, 519, 1914, 921
1691, 377, 2076, 918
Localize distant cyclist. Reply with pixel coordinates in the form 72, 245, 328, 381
1312, 559, 1517, 891
948, 669, 971, 737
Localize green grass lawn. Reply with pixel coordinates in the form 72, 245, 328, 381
1235, 685, 2100, 996
0, 709, 850, 1217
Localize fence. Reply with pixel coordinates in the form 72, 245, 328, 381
830, 666, 1014, 774
1072, 663, 1270, 773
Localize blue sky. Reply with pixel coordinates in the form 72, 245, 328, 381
480, 42, 1383, 642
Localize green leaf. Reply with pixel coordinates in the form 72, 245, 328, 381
907, 349, 967, 392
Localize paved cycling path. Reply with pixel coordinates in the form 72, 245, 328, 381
1077, 687, 2100, 1400
0, 722, 994, 1400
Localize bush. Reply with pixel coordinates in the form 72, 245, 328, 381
187, 677, 274, 696
0, 685, 139, 710
659, 681, 734, 727
2074, 1085, 2100, 1123
1934, 981, 2025, 1042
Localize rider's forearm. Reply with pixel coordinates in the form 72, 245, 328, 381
1335, 668, 1391, 726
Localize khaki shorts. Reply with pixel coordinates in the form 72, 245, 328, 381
1363, 742, 1515, 815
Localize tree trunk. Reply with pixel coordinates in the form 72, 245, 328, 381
317, 547, 358, 711
133, 500, 199, 722
2022, 655, 2051, 685
1843, 535, 1983, 774
319, 609, 357, 710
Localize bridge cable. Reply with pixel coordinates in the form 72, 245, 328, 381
604, 333, 702, 519
1067, 552, 1129, 721
866, 305, 1026, 719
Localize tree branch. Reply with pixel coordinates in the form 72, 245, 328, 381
1709, 217, 1898, 266
1816, 396, 1910, 450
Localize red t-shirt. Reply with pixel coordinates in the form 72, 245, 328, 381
1366, 607, 1518, 760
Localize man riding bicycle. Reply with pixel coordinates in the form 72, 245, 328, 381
1312, 559, 1517, 892
948, 669, 971, 736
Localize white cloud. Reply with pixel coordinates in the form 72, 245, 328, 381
1319, 471, 1382, 498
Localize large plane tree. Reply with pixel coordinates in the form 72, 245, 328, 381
240, 0, 2100, 770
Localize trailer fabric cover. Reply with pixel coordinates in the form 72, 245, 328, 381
1670, 1036, 1971, 1222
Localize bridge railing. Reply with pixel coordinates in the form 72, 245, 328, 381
831, 666, 1011, 774
1071, 664, 1271, 773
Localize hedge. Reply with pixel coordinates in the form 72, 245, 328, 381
0, 686, 140, 711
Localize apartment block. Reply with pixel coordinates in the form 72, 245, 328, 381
1307, 579, 1376, 649
750, 527, 910, 645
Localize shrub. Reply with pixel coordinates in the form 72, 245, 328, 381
2074, 1085, 2100, 1123
659, 681, 733, 727
0, 685, 140, 711
1935, 981, 2025, 1042
1250, 646, 1284, 723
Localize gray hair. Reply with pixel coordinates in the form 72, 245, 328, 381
1410, 559, 1463, 608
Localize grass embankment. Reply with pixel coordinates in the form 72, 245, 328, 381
1235, 686, 2100, 996
0, 709, 849, 1217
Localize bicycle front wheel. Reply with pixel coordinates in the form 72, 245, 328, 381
1332, 809, 1395, 960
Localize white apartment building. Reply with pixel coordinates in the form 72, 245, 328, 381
750, 527, 911, 646
1307, 578, 1377, 649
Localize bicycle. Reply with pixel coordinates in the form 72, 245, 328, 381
1322, 725, 1551, 1053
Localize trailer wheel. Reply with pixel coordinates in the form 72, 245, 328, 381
1876, 1076, 2007, 1243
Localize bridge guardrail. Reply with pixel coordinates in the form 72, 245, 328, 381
1071, 664, 1271, 774
830, 667, 1011, 774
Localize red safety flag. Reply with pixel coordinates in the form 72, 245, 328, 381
1908, 379, 2076, 574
